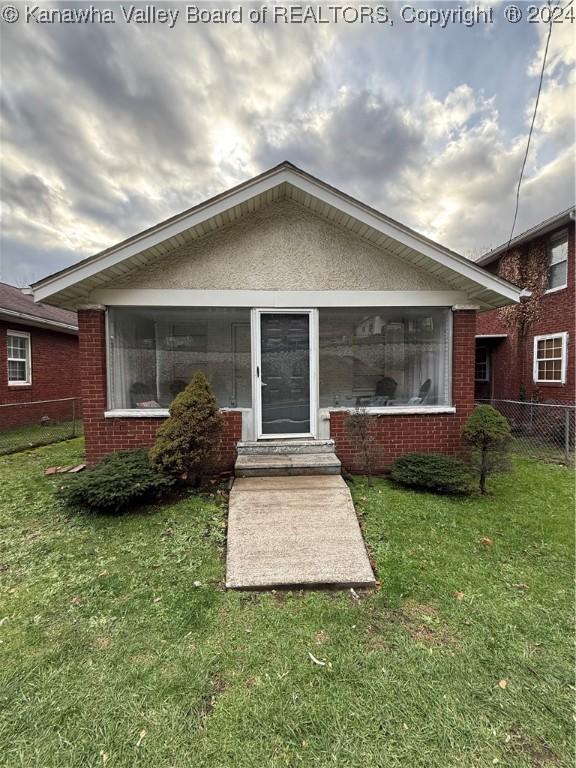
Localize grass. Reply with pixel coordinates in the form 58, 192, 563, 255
0, 420, 83, 456
0, 440, 573, 768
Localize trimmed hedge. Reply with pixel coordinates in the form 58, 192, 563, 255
58, 449, 175, 514
390, 453, 474, 496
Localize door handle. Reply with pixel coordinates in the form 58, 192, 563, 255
261, 381, 268, 387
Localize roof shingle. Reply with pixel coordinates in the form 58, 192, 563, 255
0, 282, 78, 329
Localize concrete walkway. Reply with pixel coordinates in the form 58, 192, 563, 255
226, 475, 376, 589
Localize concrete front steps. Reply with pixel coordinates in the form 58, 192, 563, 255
235, 439, 341, 477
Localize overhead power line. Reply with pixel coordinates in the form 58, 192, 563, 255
505, 0, 555, 254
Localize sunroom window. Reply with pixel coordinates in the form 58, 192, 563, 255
318, 308, 451, 408
108, 308, 251, 409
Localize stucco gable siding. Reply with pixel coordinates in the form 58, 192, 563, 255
109, 199, 452, 292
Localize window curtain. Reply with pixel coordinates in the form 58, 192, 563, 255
318, 308, 451, 408
107, 307, 251, 410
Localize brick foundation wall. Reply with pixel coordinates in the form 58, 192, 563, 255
0, 320, 80, 428
330, 310, 477, 473
78, 309, 242, 467
476, 225, 575, 404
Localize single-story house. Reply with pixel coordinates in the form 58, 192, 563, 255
0, 281, 79, 429
31, 163, 521, 471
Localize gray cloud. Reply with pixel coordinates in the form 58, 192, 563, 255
255, 90, 425, 201
0, 6, 573, 285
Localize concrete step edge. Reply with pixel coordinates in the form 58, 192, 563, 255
237, 440, 336, 456
235, 454, 341, 467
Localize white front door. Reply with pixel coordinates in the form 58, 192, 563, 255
252, 309, 318, 440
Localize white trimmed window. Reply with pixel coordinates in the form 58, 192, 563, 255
475, 346, 490, 382
533, 332, 568, 384
546, 230, 568, 292
7, 330, 32, 385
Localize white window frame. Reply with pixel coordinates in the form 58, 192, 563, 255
533, 332, 568, 384
545, 230, 568, 294
475, 345, 490, 382
7, 329, 32, 386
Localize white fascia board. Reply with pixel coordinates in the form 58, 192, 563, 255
91, 288, 469, 307
289, 173, 521, 302
33, 166, 521, 305
33, 170, 293, 302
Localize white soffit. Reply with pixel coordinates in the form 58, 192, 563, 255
32, 163, 522, 310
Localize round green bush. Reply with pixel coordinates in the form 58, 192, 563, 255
390, 452, 475, 496
463, 405, 511, 449
463, 405, 512, 493
58, 449, 175, 514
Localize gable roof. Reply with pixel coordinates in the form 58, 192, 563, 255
0, 281, 78, 333
31, 161, 522, 311
476, 206, 575, 267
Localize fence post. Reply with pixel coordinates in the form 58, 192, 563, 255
72, 399, 76, 438
564, 407, 570, 465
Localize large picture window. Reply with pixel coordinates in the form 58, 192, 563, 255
318, 308, 451, 408
108, 307, 251, 410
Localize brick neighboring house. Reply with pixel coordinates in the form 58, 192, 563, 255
0, 282, 80, 429
30, 163, 521, 469
475, 208, 575, 405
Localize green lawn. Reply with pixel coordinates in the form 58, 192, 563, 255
0, 440, 573, 767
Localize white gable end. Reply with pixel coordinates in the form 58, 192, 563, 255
108, 199, 452, 293
32, 163, 522, 310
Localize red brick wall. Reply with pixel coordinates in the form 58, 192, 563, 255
80, 308, 476, 473
330, 310, 477, 472
78, 309, 242, 467
0, 320, 80, 428
476, 224, 575, 404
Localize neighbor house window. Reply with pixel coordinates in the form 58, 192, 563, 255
533, 332, 568, 384
107, 307, 251, 410
7, 330, 31, 385
546, 230, 568, 291
475, 346, 490, 382
318, 308, 451, 408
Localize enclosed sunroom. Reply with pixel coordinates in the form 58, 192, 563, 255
31, 163, 521, 469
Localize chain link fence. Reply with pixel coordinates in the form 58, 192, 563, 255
0, 398, 83, 456
476, 399, 575, 466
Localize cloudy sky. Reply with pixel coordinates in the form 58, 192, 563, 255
1, 1, 574, 286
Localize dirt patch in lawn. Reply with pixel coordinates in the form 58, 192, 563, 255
364, 601, 459, 650
195, 673, 230, 724
506, 729, 559, 766
401, 601, 459, 647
